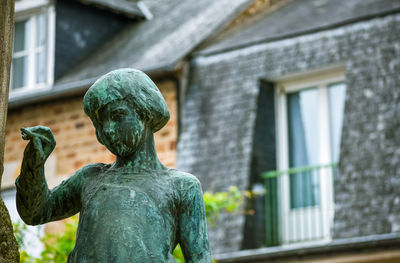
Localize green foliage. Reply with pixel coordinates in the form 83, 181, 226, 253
14, 217, 78, 263
204, 186, 243, 226
14, 188, 244, 262
172, 244, 185, 263
39, 217, 78, 263
13, 220, 44, 263
13, 220, 27, 249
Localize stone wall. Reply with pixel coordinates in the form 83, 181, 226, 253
178, 13, 400, 252
178, 47, 261, 253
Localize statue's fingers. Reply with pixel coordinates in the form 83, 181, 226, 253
21, 128, 34, 140
29, 125, 51, 135
29, 126, 55, 144
22, 127, 53, 144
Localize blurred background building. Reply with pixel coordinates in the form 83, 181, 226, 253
1, 0, 400, 262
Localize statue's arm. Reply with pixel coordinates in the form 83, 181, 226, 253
15, 126, 82, 225
177, 176, 212, 263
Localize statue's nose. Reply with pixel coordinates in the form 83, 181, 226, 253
103, 125, 116, 138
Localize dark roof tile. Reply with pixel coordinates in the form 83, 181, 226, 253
199, 0, 400, 55
56, 0, 250, 86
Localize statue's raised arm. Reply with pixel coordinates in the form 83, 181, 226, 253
16, 126, 82, 225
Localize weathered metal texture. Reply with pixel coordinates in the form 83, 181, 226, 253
0, 0, 19, 262
16, 69, 211, 262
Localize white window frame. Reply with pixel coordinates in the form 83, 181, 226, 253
10, 0, 55, 96
275, 68, 346, 244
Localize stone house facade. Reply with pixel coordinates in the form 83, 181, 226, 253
178, 0, 400, 261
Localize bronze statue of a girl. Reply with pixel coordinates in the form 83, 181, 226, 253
16, 69, 211, 262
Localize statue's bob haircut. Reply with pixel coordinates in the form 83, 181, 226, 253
83, 68, 170, 132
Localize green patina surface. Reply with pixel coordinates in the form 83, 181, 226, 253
15, 69, 211, 263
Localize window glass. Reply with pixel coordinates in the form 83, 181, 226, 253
13, 19, 28, 52
287, 88, 320, 208
288, 88, 320, 167
36, 51, 47, 83
328, 83, 346, 163
36, 13, 47, 47
12, 56, 28, 90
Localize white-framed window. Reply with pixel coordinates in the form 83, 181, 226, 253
10, 0, 55, 95
275, 69, 346, 244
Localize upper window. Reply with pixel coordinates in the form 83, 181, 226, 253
277, 69, 346, 174
11, 1, 55, 94
286, 81, 346, 208
275, 69, 347, 244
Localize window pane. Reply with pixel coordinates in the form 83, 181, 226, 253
287, 88, 320, 208
14, 19, 28, 52
288, 88, 320, 167
328, 83, 346, 163
36, 51, 47, 84
12, 57, 28, 90
36, 13, 47, 47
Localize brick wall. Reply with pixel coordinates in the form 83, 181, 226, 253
179, 14, 400, 252
3, 80, 177, 187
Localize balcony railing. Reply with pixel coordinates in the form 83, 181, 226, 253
261, 163, 338, 246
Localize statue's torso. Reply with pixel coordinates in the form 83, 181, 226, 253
68, 169, 179, 263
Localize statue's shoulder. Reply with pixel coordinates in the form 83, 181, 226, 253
76, 163, 110, 177
167, 169, 201, 190
167, 170, 203, 208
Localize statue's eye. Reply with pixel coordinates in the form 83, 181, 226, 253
111, 108, 129, 121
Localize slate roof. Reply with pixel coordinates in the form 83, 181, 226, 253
9, 0, 250, 108
56, 0, 249, 85
198, 0, 400, 56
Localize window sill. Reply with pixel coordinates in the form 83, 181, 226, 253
8, 85, 53, 104
214, 233, 400, 263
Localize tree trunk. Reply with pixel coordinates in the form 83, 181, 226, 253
0, 0, 19, 262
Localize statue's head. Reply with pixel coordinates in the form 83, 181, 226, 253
83, 68, 169, 156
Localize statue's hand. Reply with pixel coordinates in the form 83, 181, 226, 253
21, 126, 56, 167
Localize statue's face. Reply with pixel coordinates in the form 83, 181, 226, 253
93, 99, 145, 157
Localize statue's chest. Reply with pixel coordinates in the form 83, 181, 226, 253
81, 173, 177, 218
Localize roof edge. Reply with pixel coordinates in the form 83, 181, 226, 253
8, 61, 180, 110
196, 7, 400, 57
8, 77, 96, 110
76, 0, 147, 20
